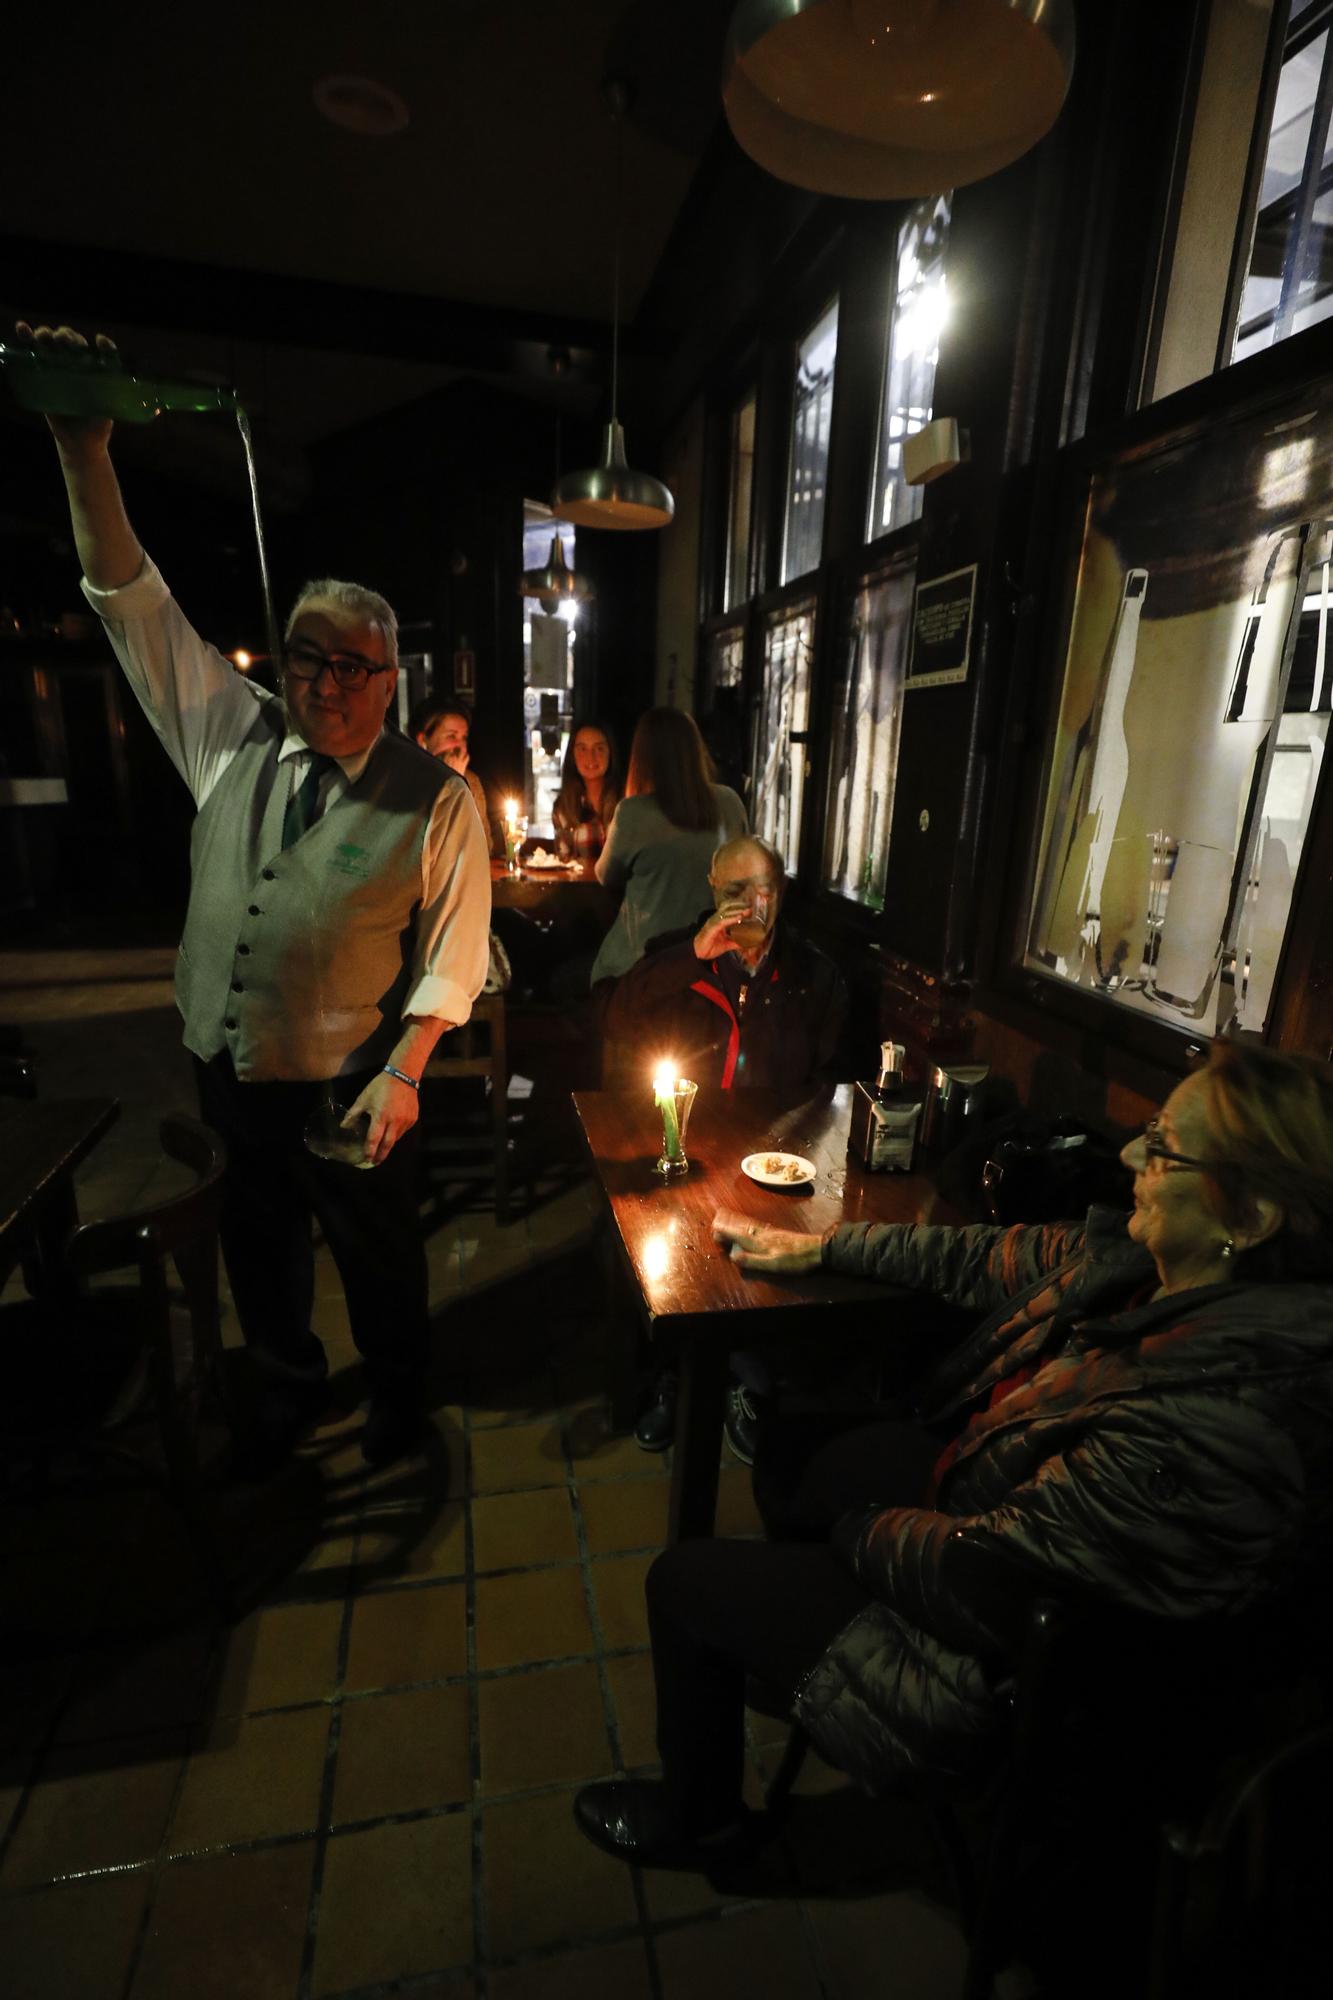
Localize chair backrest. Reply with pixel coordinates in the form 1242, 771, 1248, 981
63, 1115, 228, 1281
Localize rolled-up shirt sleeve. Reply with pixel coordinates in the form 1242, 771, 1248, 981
81, 555, 266, 807
405, 776, 493, 1024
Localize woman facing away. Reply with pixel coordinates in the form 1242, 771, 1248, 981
572, 1043, 1333, 1877
552, 720, 622, 862
590, 707, 747, 986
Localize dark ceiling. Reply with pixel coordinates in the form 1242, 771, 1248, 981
3, 0, 734, 448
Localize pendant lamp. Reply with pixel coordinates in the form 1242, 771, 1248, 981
552, 83, 674, 531
722, 0, 1076, 201
520, 525, 594, 609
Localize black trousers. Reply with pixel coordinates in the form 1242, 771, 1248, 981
194, 1052, 429, 1397
646, 1414, 939, 1831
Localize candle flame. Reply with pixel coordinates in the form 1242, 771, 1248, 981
653, 1063, 675, 1097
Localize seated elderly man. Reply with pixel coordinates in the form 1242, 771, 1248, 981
602, 834, 845, 1091
605, 834, 847, 1457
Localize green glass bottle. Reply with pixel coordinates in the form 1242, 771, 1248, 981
0, 340, 238, 423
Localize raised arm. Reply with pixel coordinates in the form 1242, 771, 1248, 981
17, 322, 144, 589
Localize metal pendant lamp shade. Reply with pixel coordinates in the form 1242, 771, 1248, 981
552, 422, 674, 531
551, 82, 674, 533
723, 0, 1076, 201
520, 527, 595, 606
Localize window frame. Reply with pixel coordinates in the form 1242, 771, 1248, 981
1219, 0, 1333, 371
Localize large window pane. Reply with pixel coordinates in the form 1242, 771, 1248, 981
751, 600, 814, 871
1024, 390, 1333, 1038
724, 390, 757, 610
1232, 15, 1333, 361
822, 557, 915, 909
781, 302, 838, 585
868, 195, 952, 541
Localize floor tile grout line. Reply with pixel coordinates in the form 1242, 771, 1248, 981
461, 1382, 491, 1999
564, 1400, 666, 2000
294, 1531, 358, 2000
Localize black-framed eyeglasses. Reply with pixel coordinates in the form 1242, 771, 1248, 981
283, 640, 390, 693
1140, 1117, 1210, 1173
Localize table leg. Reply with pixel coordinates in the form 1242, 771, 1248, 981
668, 1338, 727, 1542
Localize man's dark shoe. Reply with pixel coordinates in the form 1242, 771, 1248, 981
573, 1780, 756, 1871
724, 1383, 762, 1467
361, 1396, 429, 1468
633, 1370, 677, 1452
227, 1378, 328, 1480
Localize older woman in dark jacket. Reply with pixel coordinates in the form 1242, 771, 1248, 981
573, 1044, 1333, 1866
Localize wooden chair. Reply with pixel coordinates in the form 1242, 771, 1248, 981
419, 991, 510, 1222
0, 1114, 234, 1616
1149, 1715, 1333, 1997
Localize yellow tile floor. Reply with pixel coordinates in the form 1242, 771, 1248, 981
0, 953, 968, 1999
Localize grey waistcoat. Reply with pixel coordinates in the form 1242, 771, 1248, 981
178, 705, 448, 1081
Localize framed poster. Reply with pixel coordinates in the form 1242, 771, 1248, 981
906, 564, 976, 689
1023, 376, 1333, 1040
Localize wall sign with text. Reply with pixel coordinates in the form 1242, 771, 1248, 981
906, 564, 977, 689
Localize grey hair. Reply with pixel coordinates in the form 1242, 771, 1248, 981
710, 832, 784, 879
286, 579, 399, 667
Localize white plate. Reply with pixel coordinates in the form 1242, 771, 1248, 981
741, 1151, 817, 1187
523, 856, 576, 871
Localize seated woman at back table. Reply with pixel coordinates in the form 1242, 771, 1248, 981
590, 707, 747, 988
552, 719, 622, 862
572, 1043, 1333, 1882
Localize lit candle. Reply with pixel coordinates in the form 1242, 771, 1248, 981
654, 1062, 682, 1161
504, 798, 519, 830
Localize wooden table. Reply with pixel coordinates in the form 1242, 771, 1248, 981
0, 1096, 120, 1290
573, 1084, 949, 1539
489, 855, 615, 918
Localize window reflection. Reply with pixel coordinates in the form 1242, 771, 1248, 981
724, 389, 757, 610
869, 194, 951, 540
822, 556, 915, 908
751, 601, 815, 873
781, 301, 839, 584
1233, 9, 1333, 360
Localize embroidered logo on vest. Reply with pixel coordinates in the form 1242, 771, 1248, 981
330, 841, 372, 878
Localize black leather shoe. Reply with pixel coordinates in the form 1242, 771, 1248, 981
633, 1371, 677, 1452
361, 1396, 429, 1468
572, 1780, 755, 1870
724, 1383, 763, 1466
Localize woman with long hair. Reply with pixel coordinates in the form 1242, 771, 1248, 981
552, 720, 622, 861
591, 707, 747, 985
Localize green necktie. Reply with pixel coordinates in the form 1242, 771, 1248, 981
282, 755, 335, 849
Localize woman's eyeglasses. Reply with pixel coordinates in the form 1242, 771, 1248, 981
284, 640, 390, 692
1140, 1117, 1210, 1173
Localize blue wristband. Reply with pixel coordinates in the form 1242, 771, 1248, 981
381, 1064, 420, 1091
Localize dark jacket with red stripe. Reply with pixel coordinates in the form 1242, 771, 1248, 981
601, 916, 846, 1090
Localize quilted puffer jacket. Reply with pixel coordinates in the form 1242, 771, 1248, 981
793, 1208, 1333, 1793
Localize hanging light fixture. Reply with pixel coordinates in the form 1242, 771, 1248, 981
520, 523, 595, 609
722, 0, 1076, 201
552, 81, 674, 532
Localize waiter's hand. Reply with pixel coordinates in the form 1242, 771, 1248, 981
345, 1071, 419, 1166
712, 1209, 824, 1272
15, 320, 118, 452
693, 901, 751, 961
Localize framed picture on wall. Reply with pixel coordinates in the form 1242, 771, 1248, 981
1021, 375, 1333, 1045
